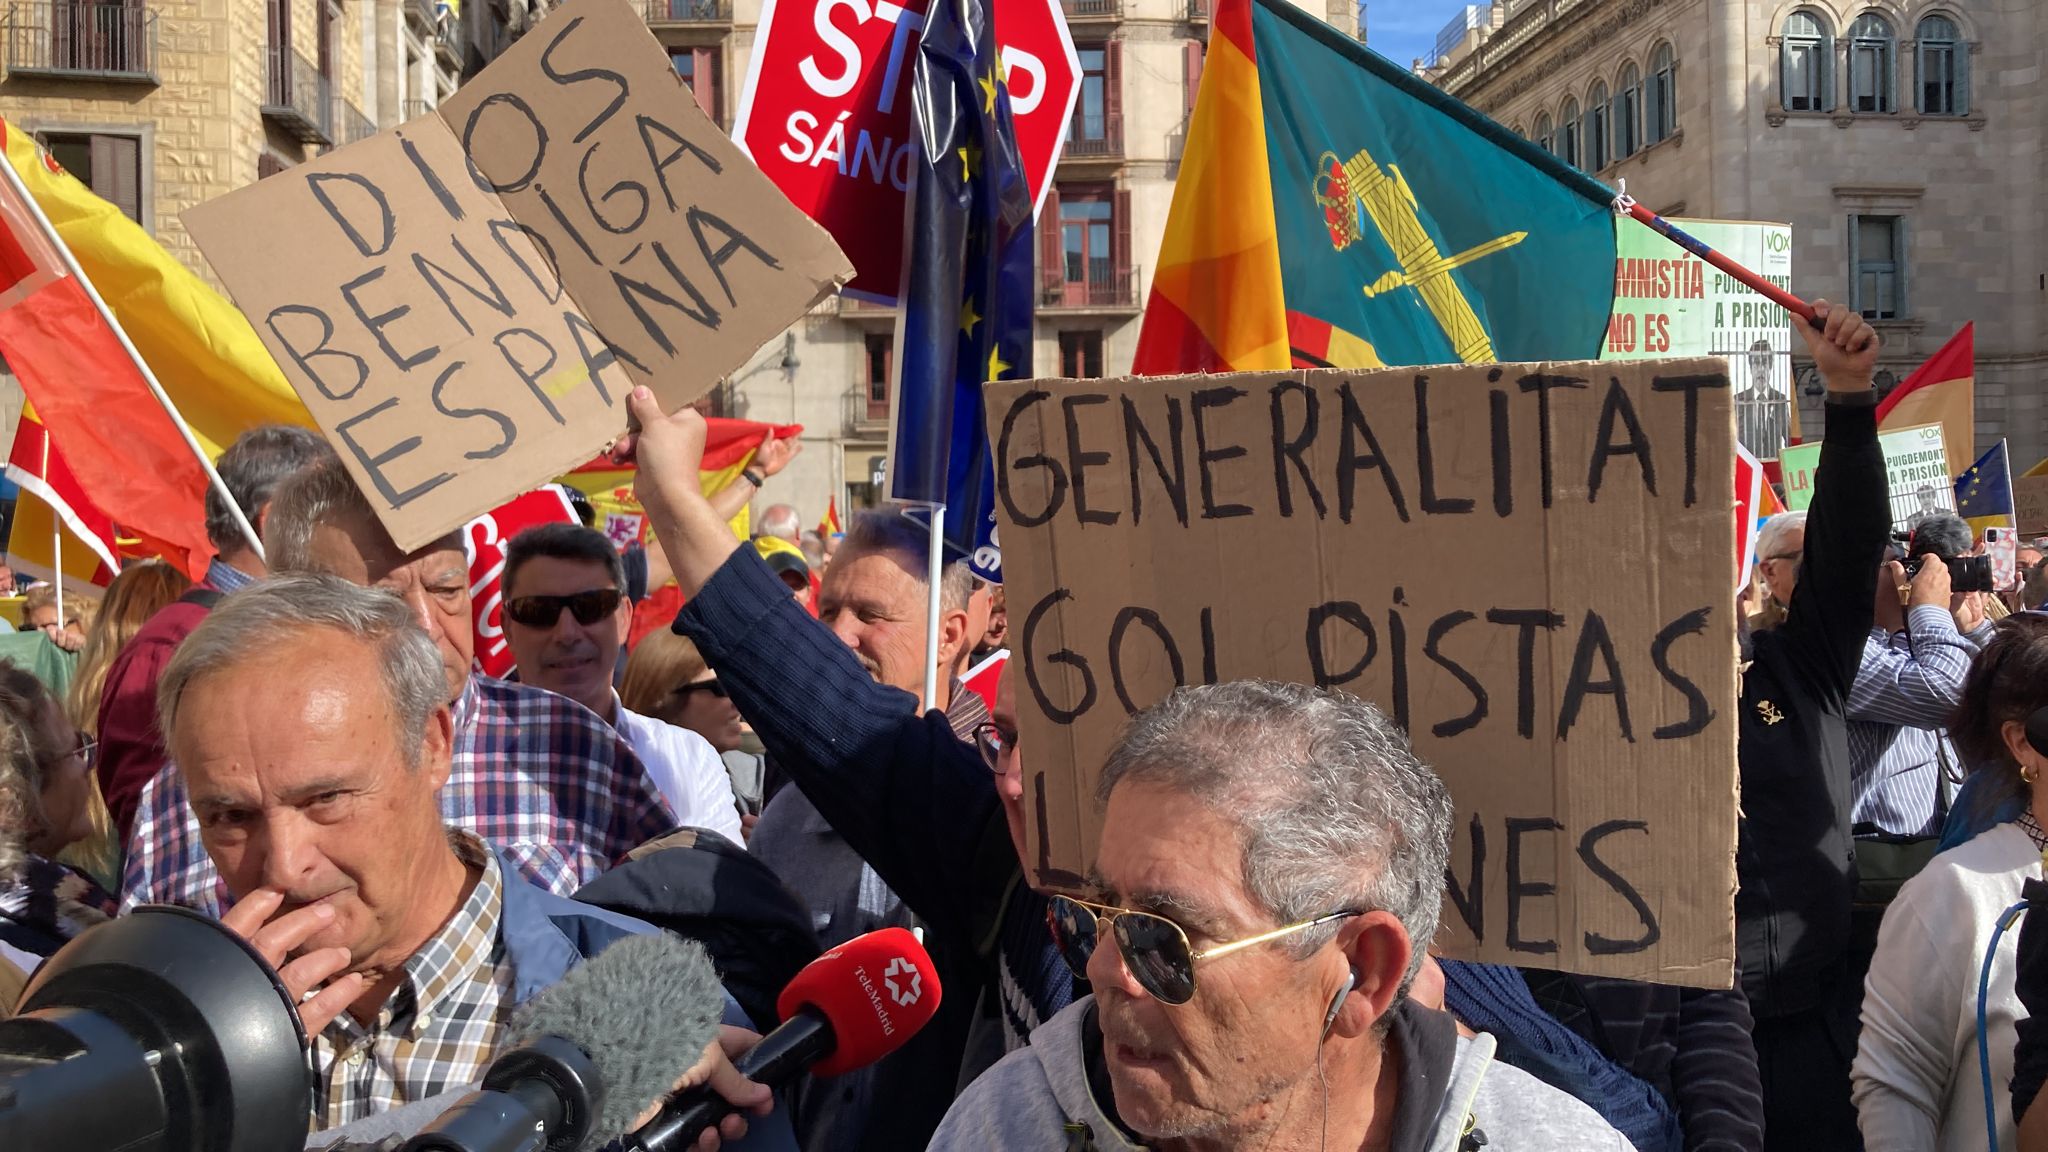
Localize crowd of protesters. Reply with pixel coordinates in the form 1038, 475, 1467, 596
3, 299, 2048, 1152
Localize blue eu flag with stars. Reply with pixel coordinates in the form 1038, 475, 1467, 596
885, 0, 1034, 582
1955, 440, 2014, 533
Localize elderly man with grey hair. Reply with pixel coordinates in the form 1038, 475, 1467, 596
158, 575, 790, 1143
122, 456, 677, 913
929, 680, 1627, 1150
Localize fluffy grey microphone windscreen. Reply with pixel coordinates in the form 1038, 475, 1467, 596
505, 931, 727, 1151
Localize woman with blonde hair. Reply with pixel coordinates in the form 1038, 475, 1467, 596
622, 629, 745, 753
60, 559, 189, 889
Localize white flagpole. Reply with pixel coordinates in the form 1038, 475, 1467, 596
0, 156, 264, 562
41, 423, 61, 629
924, 504, 945, 712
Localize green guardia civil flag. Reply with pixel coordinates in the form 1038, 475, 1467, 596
1134, 0, 1619, 373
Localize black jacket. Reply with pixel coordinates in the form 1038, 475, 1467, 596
1734, 392, 1887, 1018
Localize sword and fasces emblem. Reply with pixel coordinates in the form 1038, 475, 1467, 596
1313, 147, 1527, 365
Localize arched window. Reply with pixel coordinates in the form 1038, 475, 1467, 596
1560, 98, 1581, 169
1511, 123, 1526, 139
1534, 112, 1555, 155
1587, 81, 1610, 170
1647, 42, 1676, 142
1781, 10, 1835, 112
1616, 63, 1642, 158
1848, 13, 1896, 113
1917, 14, 1966, 115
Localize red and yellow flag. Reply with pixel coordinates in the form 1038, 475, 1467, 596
1130, 0, 1288, 373
562, 418, 802, 548
4, 404, 120, 590
1877, 322, 1974, 478
819, 496, 842, 537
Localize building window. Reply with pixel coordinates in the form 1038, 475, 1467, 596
1586, 82, 1610, 170
41, 132, 141, 223
1647, 42, 1676, 142
1847, 13, 1895, 114
1559, 98, 1581, 169
1074, 43, 1120, 146
1059, 331, 1104, 378
864, 332, 891, 419
1916, 15, 1966, 116
1849, 214, 1903, 320
1060, 191, 1113, 286
669, 48, 724, 122
1533, 112, 1554, 155
1781, 10, 1834, 112
1615, 64, 1641, 158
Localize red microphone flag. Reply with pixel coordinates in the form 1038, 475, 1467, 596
776, 927, 943, 1078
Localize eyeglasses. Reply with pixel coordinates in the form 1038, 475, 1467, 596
1763, 551, 1803, 565
972, 720, 1013, 773
672, 678, 728, 700
57, 734, 96, 773
1046, 894, 1361, 1006
502, 589, 622, 628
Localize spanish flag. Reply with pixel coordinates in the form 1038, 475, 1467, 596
3, 404, 120, 590
1877, 323, 1974, 480
561, 417, 802, 546
1, 120, 312, 457
819, 496, 843, 537
1134, 0, 1617, 373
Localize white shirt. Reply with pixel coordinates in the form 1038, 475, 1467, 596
1853, 821, 2042, 1152
610, 695, 744, 846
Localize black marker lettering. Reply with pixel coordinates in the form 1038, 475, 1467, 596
1306, 600, 1376, 689
1062, 394, 1116, 526
1020, 587, 1097, 724
1557, 610, 1634, 742
412, 236, 514, 335
1651, 606, 1715, 739
429, 360, 516, 460
1191, 386, 1252, 519
577, 141, 650, 235
1108, 607, 1184, 714
564, 311, 644, 400
1579, 820, 1660, 954
1443, 813, 1486, 941
494, 328, 567, 424
266, 305, 368, 401
1485, 608, 1564, 738
1336, 382, 1408, 523
1650, 374, 1727, 507
1414, 374, 1474, 514
996, 388, 1066, 527
1505, 816, 1561, 955
540, 16, 629, 143
1517, 373, 1588, 508
1587, 376, 1657, 501
1269, 379, 1326, 519
489, 219, 564, 304
1424, 610, 1488, 737
638, 114, 720, 212
688, 207, 780, 308
334, 397, 454, 509
400, 135, 464, 222
306, 172, 394, 258
339, 267, 437, 371
1122, 395, 1188, 528
462, 93, 547, 193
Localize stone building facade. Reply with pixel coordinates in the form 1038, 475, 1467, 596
1423, 0, 2047, 467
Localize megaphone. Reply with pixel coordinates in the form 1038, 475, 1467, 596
0, 904, 312, 1152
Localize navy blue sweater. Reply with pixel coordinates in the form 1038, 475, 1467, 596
676, 550, 1075, 1146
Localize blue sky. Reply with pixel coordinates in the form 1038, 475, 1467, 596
1365, 0, 1480, 68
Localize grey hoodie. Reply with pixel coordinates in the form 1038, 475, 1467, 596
929, 996, 1632, 1152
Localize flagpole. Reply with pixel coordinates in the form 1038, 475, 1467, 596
924, 504, 944, 713
44, 425, 61, 629
1611, 187, 1815, 324
0, 156, 264, 562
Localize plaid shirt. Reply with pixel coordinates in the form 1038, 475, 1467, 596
121, 674, 677, 913
311, 832, 513, 1131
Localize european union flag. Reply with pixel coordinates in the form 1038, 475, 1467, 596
886, 0, 1033, 581
1956, 440, 2014, 532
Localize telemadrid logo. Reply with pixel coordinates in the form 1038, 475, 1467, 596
882, 956, 922, 1007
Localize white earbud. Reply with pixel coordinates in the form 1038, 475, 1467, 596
1322, 969, 1359, 1036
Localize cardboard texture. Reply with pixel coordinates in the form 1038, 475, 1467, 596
988, 359, 1738, 986
184, 0, 852, 550
2015, 475, 2048, 539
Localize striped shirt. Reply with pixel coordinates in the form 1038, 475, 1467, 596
311, 832, 512, 1131
122, 674, 677, 913
1844, 606, 1992, 837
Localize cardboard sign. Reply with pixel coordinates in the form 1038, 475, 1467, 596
989, 359, 1737, 986
1780, 422, 1950, 531
185, 0, 852, 551
2015, 475, 2048, 539
465, 486, 578, 679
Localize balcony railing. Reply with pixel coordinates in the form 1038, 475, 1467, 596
263, 48, 332, 144
644, 0, 730, 23
405, 0, 438, 31
1062, 112, 1123, 160
402, 97, 432, 120
1059, 0, 1118, 17
1184, 0, 1208, 21
1040, 263, 1141, 311
2, 2, 157, 82
845, 382, 889, 436
334, 97, 376, 145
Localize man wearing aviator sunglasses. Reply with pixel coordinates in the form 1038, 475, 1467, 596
931, 681, 1627, 1151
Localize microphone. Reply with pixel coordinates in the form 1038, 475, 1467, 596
398, 932, 727, 1152
622, 927, 942, 1152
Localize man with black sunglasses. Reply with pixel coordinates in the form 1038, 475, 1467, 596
930, 681, 1626, 1150
500, 523, 744, 846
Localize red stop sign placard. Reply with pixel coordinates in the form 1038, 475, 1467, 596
734, 0, 1079, 301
